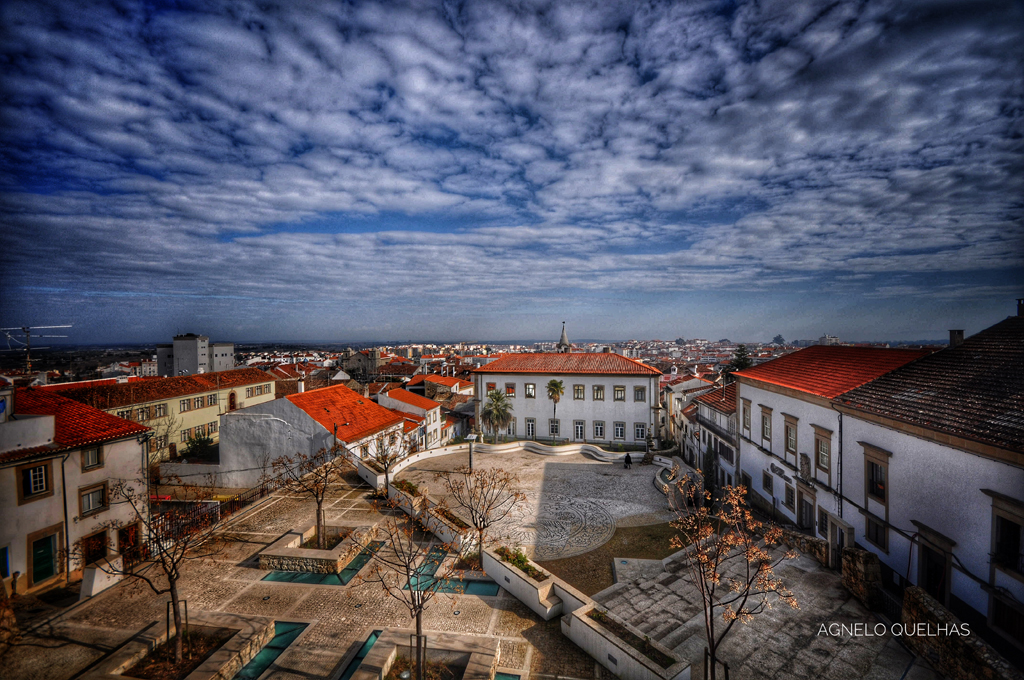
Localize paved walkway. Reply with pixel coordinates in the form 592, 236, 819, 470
398, 449, 675, 560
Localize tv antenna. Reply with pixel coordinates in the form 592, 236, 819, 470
0, 325, 73, 372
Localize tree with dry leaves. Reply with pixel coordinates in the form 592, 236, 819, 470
354, 508, 463, 680
74, 476, 224, 665
272, 445, 351, 549
370, 429, 408, 493
433, 465, 525, 559
671, 478, 798, 679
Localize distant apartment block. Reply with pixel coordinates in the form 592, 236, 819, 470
156, 333, 234, 376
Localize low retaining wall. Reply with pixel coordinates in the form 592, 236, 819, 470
482, 548, 562, 620
423, 507, 472, 551
901, 587, 1024, 680
778, 528, 830, 568
562, 604, 689, 680
841, 547, 882, 610
258, 523, 371, 573
80, 555, 123, 600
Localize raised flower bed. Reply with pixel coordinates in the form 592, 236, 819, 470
562, 604, 687, 680
259, 522, 373, 574
481, 546, 562, 620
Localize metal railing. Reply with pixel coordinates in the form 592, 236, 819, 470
877, 587, 903, 624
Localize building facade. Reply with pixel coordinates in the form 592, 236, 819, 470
472, 352, 662, 446
377, 389, 442, 450
156, 334, 234, 376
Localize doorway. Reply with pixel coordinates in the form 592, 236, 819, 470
920, 544, 949, 605
228, 392, 237, 411
31, 534, 56, 585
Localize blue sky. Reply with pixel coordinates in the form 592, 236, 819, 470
1, 0, 1021, 344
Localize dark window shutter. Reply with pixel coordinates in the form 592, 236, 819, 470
22, 469, 32, 496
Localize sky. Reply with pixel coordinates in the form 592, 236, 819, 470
1, 0, 1022, 345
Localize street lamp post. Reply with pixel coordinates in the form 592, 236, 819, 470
466, 434, 478, 472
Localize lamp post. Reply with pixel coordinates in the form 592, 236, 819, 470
466, 434, 478, 472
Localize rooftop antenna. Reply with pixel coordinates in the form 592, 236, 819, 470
1, 324, 73, 372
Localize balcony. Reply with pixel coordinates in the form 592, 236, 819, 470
695, 413, 737, 446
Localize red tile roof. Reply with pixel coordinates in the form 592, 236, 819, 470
694, 384, 738, 414
405, 375, 427, 386
385, 389, 440, 411
474, 353, 661, 376
2, 388, 149, 463
46, 368, 275, 410
286, 384, 403, 443
40, 376, 158, 392
425, 375, 472, 389
735, 346, 932, 399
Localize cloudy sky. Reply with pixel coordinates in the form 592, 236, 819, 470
1, 0, 1021, 345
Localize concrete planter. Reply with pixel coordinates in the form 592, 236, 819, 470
258, 522, 373, 573
387, 485, 428, 518
353, 456, 387, 489
80, 555, 124, 600
423, 507, 471, 550
563, 604, 689, 680
481, 548, 561, 620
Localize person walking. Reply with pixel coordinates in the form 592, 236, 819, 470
624, 452, 632, 469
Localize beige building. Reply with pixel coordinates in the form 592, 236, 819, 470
43, 368, 276, 461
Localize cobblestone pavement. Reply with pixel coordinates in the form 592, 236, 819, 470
0, 476, 605, 680
399, 449, 675, 559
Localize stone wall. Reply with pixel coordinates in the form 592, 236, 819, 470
901, 586, 1024, 680
778, 528, 830, 568
841, 547, 882, 610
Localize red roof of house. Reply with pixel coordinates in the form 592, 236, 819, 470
41, 376, 157, 392
694, 383, 738, 414
734, 346, 932, 399
286, 384, 403, 443
425, 375, 472, 389
2, 388, 149, 463
385, 389, 440, 411
405, 375, 427, 386
44, 368, 274, 410
474, 353, 661, 376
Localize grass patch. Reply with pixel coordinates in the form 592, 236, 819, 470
495, 546, 548, 582
587, 609, 675, 669
124, 626, 234, 680
535, 522, 683, 595
300, 528, 351, 550
392, 479, 420, 496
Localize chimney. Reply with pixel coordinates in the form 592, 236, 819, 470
949, 330, 964, 348
1018, 298, 1024, 317
298, 380, 305, 393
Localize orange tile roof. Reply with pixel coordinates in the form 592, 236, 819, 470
734, 346, 933, 399
694, 384, 738, 414
46, 368, 275, 410
286, 384, 403, 443
2, 388, 149, 463
473, 353, 661, 376
386, 389, 440, 411
405, 375, 427, 386
40, 376, 158, 392
425, 375, 472, 389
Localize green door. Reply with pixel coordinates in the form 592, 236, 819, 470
32, 534, 56, 584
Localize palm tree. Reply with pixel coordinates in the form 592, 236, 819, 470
481, 390, 514, 443
546, 379, 564, 443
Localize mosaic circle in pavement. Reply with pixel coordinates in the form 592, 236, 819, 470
499, 493, 616, 561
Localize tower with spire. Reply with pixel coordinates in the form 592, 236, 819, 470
556, 321, 571, 353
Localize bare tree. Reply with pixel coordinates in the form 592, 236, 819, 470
434, 465, 526, 560
370, 429, 408, 493
272, 445, 351, 549
73, 476, 223, 664
354, 508, 463, 680
671, 479, 798, 679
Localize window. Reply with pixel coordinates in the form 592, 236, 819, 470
486, 382, 496, 394
19, 463, 50, 503
180, 429, 190, 442
868, 461, 886, 502
865, 515, 888, 550
573, 384, 585, 400
784, 417, 797, 454
505, 383, 516, 397
634, 386, 646, 402
526, 418, 536, 438
613, 422, 625, 439
207, 394, 217, 406
361, 445, 369, 457
991, 594, 1024, 646
634, 423, 646, 440
245, 387, 254, 398
594, 421, 605, 439
154, 435, 168, 449
549, 419, 560, 437
718, 444, 734, 464
194, 424, 205, 437
761, 409, 772, 440
818, 507, 829, 537
506, 419, 516, 437
179, 399, 191, 412
81, 531, 107, 566
525, 383, 536, 399
994, 515, 1023, 575
816, 436, 830, 471
82, 447, 102, 470
117, 409, 132, 420
784, 484, 795, 510
762, 471, 773, 494
574, 421, 585, 440
155, 403, 167, 417
614, 386, 626, 401
593, 385, 605, 401
136, 407, 150, 421
742, 400, 751, 431
208, 421, 218, 434
193, 396, 203, 409
80, 483, 107, 516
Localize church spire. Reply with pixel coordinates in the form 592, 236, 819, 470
557, 321, 571, 353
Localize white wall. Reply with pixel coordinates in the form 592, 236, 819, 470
475, 372, 657, 443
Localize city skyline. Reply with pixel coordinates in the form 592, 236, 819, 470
1, 0, 1022, 344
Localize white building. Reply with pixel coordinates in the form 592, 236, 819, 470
694, 383, 739, 491
1, 386, 150, 596
733, 345, 931, 565
472, 352, 663, 445
833, 313, 1024, 652
157, 334, 234, 376
377, 389, 442, 450
211, 383, 404, 488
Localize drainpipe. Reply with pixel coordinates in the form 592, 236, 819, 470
837, 410, 843, 520
60, 451, 71, 585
